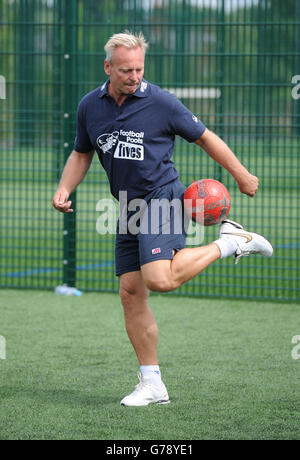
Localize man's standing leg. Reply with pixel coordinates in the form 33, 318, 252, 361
119, 271, 157, 365
119, 270, 170, 406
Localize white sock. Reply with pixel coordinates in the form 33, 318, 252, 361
214, 237, 238, 259
140, 365, 162, 386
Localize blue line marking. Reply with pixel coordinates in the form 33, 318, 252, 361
276, 243, 300, 249
4, 261, 114, 278
5, 267, 58, 278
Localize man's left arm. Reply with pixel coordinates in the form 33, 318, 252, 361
195, 129, 258, 197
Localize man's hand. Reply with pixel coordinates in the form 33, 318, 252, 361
52, 188, 73, 213
237, 173, 259, 197
51, 150, 94, 213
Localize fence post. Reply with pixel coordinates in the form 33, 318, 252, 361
62, 0, 78, 287
215, 0, 225, 182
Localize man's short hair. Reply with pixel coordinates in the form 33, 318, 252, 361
104, 30, 148, 63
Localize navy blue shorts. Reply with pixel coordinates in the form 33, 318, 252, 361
115, 179, 187, 276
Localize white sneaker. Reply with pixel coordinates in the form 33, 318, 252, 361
120, 373, 170, 407
220, 219, 273, 264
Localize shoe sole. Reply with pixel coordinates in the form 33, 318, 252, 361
157, 399, 170, 405
221, 219, 243, 230
120, 399, 170, 407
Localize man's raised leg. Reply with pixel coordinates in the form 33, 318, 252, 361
141, 219, 273, 293
141, 243, 221, 293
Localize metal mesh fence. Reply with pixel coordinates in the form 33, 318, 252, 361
0, 0, 299, 301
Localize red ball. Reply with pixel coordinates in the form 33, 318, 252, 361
184, 179, 231, 226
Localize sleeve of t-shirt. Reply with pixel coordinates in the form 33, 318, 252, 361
169, 94, 206, 142
73, 98, 94, 153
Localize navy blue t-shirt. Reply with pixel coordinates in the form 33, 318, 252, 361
74, 79, 206, 200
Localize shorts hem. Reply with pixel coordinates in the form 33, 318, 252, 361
140, 254, 174, 267
116, 252, 179, 276
116, 265, 141, 277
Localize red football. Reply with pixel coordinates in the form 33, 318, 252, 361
184, 179, 231, 226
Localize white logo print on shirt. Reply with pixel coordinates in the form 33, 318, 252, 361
96, 130, 144, 161
96, 131, 119, 154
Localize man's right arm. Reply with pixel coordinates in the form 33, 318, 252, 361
52, 150, 94, 213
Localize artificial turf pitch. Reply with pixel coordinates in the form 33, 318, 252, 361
0, 289, 299, 440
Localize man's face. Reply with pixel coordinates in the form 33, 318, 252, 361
104, 46, 145, 97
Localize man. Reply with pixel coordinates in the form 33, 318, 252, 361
52, 31, 273, 406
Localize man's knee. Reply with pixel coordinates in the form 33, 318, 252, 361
119, 273, 149, 309
120, 284, 138, 307
144, 277, 178, 293
142, 270, 178, 292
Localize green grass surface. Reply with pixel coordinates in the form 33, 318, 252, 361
0, 289, 299, 440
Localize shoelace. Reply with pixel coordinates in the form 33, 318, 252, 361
235, 247, 260, 264
131, 373, 153, 394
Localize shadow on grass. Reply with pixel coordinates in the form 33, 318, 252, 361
0, 385, 118, 407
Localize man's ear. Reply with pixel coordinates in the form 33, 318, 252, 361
104, 60, 111, 76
